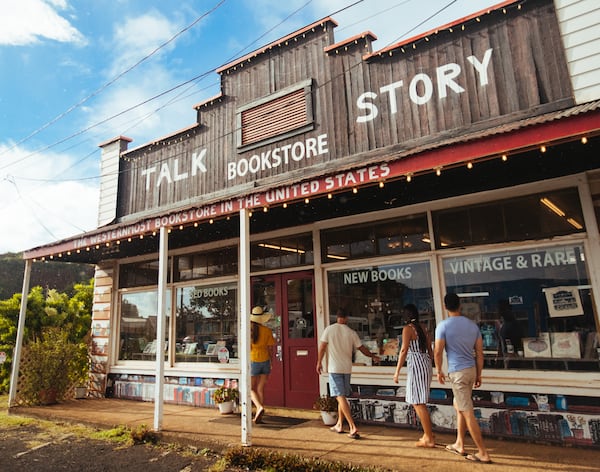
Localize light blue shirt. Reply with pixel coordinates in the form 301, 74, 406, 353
435, 316, 481, 373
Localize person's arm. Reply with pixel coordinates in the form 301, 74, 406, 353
357, 344, 380, 363
434, 338, 446, 385
393, 326, 411, 383
424, 326, 434, 359
316, 341, 327, 375
474, 336, 484, 388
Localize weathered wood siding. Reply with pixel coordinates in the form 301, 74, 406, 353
556, 0, 600, 104
117, 0, 574, 219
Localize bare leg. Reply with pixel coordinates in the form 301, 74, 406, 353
251, 374, 268, 422
447, 401, 467, 454
462, 409, 490, 462
336, 396, 359, 436
413, 404, 435, 447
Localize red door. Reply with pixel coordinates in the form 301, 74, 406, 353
251, 271, 318, 409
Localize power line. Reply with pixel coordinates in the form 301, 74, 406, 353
0, 0, 227, 162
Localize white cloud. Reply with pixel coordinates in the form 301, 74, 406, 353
0, 0, 86, 46
109, 11, 182, 77
0, 144, 98, 253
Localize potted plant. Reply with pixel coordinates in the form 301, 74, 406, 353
313, 395, 338, 425
212, 386, 239, 414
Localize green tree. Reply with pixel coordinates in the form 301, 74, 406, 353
0, 279, 93, 394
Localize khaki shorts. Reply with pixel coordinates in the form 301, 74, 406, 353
448, 366, 476, 411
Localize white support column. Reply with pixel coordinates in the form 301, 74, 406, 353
153, 226, 169, 431
239, 208, 252, 446
8, 259, 32, 407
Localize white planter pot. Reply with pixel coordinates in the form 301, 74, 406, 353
320, 410, 338, 425
217, 401, 234, 414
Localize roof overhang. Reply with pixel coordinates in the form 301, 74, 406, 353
23, 100, 600, 263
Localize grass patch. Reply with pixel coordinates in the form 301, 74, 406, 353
223, 446, 390, 472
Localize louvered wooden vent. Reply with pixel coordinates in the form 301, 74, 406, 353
241, 88, 308, 146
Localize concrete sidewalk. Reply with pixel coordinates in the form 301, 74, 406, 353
8, 399, 598, 471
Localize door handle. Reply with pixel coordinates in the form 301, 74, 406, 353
296, 350, 308, 356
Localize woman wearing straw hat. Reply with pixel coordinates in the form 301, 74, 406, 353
250, 306, 275, 423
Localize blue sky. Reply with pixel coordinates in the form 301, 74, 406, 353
0, 0, 502, 254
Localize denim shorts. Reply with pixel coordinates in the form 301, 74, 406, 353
251, 360, 271, 376
329, 373, 351, 397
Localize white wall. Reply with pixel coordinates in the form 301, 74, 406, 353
555, 0, 600, 103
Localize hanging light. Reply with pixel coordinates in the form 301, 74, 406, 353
581, 136, 588, 144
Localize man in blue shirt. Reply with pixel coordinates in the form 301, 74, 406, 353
434, 293, 492, 464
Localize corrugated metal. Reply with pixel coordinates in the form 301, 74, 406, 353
556, 0, 600, 103
241, 89, 307, 145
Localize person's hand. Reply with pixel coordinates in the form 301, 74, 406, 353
393, 374, 399, 384
316, 364, 322, 375
437, 372, 446, 384
474, 376, 482, 388
372, 355, 380, 364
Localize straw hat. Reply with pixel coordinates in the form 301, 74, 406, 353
250, 306, 271, 324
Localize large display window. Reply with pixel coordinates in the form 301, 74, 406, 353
442, 243, 600, 371
118, 289, 172, 361
174, 282, 238, 363
326, 260, 435, 366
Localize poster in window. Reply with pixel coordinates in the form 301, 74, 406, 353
544, 286, 583, 318
523, 332, 552, 358
551, 332, 581, 358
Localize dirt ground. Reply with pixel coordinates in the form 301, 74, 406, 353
0, 421, 239, 472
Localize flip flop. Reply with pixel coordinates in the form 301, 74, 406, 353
445, 444, 467, 456
465, 454, 493, 464
347, 432, 361, 439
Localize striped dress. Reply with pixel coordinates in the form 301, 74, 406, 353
405, 335, 432, 405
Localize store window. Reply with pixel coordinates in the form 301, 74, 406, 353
174, 247, 237, 282
251, 234, 313, 270
443, 243, 599, 371
119, 259, 168, 288
118, 289, 171, 360
322, 214, 430, 262
327, 260, 435, 366
433, 188, 585, 248
174, 282, 238, 363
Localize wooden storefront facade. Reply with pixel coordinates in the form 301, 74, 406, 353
14, 0, 600, 447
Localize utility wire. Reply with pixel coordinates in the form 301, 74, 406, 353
0, 0, 227, 162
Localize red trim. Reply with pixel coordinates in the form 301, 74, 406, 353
388, 111, 600, 176
23, 110, 600, 261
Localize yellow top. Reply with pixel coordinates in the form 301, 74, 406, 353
250, 323, 275, 362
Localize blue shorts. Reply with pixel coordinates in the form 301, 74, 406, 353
251, 360, 271, 376
329, 373, 351, 397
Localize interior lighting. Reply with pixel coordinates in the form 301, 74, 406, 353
140, 234, 144, 239
379, 181, 384, 188
540, 197, 565, 217
209, 219, 214, 224
467, 162, 473, 169
502, 154, 508, 161
179, 225, 183, 230
436, 167, 442, 176
263, 206, 268, 212
581, 136, 588, 144
352, 187, 358, 194
540, 145, 547, 153
406, 173, 412, 182
327, 193, 333, 199
258, 243, 305, 254
567, 218, 583, 230
305, 198, 310, 203
283, 202, 288, 208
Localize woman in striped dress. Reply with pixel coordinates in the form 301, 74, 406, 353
393, 304, 434, 447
